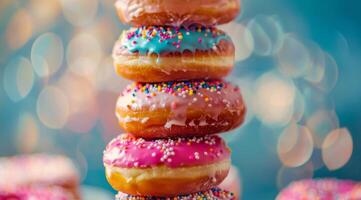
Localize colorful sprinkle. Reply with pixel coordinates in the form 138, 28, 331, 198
115, 188, 235, 200
123, 80, 225, 99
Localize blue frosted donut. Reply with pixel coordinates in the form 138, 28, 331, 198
113, 26, 235, 82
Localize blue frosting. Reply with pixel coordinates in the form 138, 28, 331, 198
121, 26, 231, 55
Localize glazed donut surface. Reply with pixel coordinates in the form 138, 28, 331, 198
115, 188, 236, 200
115, 0, 241, 26
116, 80, 246, 139
113, 26, 235, 82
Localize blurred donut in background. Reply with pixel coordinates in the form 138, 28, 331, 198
277, 179, 361, 200
219, 165, 241, 199
0, 186, 75, 200
0, 154, 80, 199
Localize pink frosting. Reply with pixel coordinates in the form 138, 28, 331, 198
103, 134, 230, 168
277, 179, 361, 200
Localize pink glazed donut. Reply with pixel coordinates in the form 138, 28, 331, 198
103, 134, 231, 197
277, 179, 361, 200
116, 80, 246, 139
0, 186, 75, 200
115, 188, 236, 200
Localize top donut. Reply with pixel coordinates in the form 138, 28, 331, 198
115, 0, 241, 26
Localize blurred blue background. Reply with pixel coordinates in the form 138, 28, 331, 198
1, 0, 360, 199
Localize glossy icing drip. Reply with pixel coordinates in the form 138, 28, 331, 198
103, 134, 230, 168
115, 187, 235, 200
120, 26, 231, 55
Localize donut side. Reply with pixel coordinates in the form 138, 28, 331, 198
105, 160, 230, 196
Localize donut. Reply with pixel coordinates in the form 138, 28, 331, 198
113, 26, 234, 82
116, 80, 246, 139
277, 179, 361, 200
0, 154, 80, 199
103, 134, 231, 197
115, 188, 235, 200
115, 0, 241, 26
219, 166, 241, 199
0, 186, 75, 200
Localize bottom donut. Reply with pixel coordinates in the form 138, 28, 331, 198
103, 134, 231, 196
115, 188, 236, 200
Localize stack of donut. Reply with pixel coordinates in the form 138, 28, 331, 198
104, 0, 245, 199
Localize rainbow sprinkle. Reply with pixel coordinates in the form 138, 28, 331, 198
124, 80, 229, 98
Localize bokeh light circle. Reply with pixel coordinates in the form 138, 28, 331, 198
322, 128, 353, 170
277, 163, 314, 189
306, 109, 340, 148
58, 73, 98, 133
28, 0, 61, 30
277, 122, 314, 167
304, 42, 326, 83
254, 72, 296, 126
36, 86, 70, 129
292, 89, 305, 122
313, 52, 339, 92
277, 34, 312, 78
6, 9, 33, 50
220, 22, 254, 62
60, 0, 99, 27
31, 32, 64, 77
66, 32, 103, 77
3, 57, 34, 102
16, 112, 39, 153
247, 15, 284, 56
